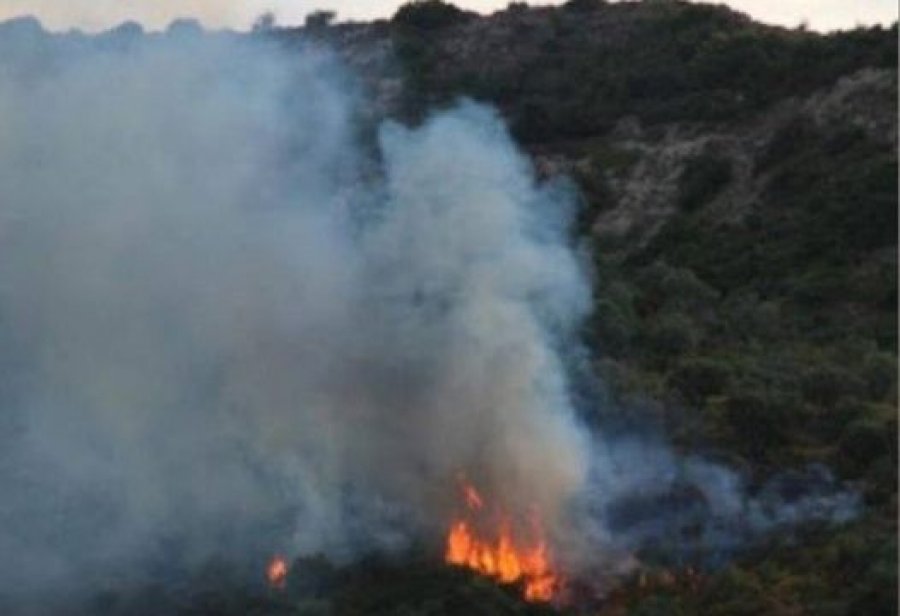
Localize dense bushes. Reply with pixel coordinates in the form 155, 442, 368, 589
392, 1, 897, 143
582, 89, 896, 610
563, 0, 606, 12
393, 0, 474, 30
677, 150, 733, 211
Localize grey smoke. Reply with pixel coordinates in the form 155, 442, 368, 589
572, 439, 859, 572
0, 18, 858, 610
0, 20, 591, 605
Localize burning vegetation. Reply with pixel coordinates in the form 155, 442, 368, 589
266, 555, 289, 590
444, 477, 562, 603
268, 477, 564, 604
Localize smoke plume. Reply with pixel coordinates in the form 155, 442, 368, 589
0, 18, 592, 606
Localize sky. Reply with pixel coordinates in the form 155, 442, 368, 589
0, 0, 896, 33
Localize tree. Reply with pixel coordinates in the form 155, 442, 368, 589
393, 1, 474, 30
252, 11, 276, 32
305, 10, 337, 30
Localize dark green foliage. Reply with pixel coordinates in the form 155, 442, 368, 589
839, 417, 893, 475
391, 2, 896, 143
589, 287, 638, 358
667, 357, 732, 407
615, 516, 898, 616
563, 0, 605, 12
393, 1, 474, 31
642, 312, 701, 361
677, 150, 732, 211
86, 557, 571, 615
579, 90, 896, 612
758, 114, 818, 170
571, 23, 895, 598
391, 2, 477, 119
305, 11, 336, 30
330, 560, 563, 615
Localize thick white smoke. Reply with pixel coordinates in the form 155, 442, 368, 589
0, 19, 591, 605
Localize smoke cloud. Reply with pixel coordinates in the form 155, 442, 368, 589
0, 18, 858, 611
0, 18, 592, 607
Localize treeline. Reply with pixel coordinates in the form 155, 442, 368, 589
388, 0, 896, 142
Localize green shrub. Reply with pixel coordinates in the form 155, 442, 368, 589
838, 417, 893, 476
667, 356, 732, 406
677, 150, 733, 211
641, 312, 700, 360
564, 0, 605, 12
305, 10, 336, 30
393, 1, 473, 30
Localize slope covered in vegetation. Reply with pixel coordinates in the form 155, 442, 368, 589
317, 2, 898, 613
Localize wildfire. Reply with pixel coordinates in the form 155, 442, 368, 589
266, 555, 289, 590
444, 478, 561, 602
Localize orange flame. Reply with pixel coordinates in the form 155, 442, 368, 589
266, 555, 288, 590
444, 479, 560, 602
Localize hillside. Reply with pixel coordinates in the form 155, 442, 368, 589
275, 2, 898, 613
0, 1, 897, 614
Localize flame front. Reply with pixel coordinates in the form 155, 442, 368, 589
444, 480, 560, 602
267, 555, 288, 589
